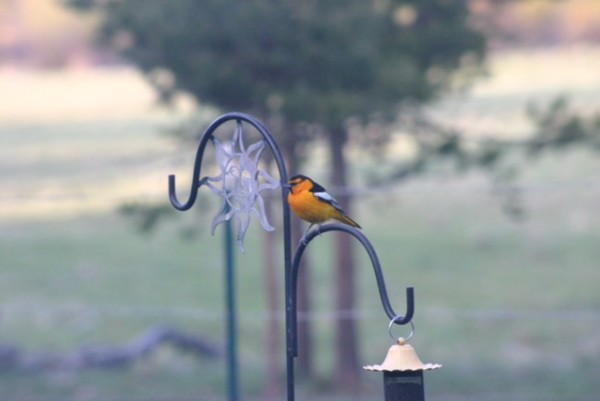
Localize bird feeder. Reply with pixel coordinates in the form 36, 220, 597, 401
364, 322, 441, 401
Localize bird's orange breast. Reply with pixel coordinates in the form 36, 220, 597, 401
288, 191, 331, 224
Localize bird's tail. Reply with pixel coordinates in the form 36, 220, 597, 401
336, 214, 362, 229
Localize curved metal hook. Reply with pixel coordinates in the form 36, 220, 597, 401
168, 112, 294, 362
168, 116, 222, 211
289, 223, 415, 356
168, 112, 296, 400
168, 112, 290, 211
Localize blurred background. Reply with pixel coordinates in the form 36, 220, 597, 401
1, 0, 599, 400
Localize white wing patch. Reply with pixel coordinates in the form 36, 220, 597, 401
314, 191, 344, 212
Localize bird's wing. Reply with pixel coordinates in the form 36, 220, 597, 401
314, 191, 345, 213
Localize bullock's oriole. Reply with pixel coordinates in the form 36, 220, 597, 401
286, 174, 361, 234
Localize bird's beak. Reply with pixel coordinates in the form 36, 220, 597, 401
283, 183, 291, 189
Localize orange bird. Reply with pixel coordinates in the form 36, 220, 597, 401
287, 174, 361, 234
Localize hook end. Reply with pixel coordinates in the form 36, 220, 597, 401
168, 173, 195, 211
390, 287, 415, 326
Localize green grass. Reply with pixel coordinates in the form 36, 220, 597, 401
2, 155, 599, 400
1, 47, 600, 399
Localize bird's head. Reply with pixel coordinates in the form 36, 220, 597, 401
287, 174, 313, 193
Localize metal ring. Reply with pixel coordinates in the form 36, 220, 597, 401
388, 316, 415, 342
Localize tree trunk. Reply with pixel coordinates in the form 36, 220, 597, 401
328, 128, 361, 390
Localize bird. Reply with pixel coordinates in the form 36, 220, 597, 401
286, 174, 361, 236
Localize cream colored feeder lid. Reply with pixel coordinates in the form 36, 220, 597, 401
364, 337, 442, 372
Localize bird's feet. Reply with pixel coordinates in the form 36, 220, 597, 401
300, 235, 309, 247
299, 224, 313, 246
299, 224, 324, 246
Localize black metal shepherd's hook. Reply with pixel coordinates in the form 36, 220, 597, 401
168, 112, 293, 401
168, 112, 415, 401
290, 223, 414, 357
168, 112, 290, 216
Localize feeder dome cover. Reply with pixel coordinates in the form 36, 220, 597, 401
364, 338, 442, 372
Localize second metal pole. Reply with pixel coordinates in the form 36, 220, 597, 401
224, 217, 239, 401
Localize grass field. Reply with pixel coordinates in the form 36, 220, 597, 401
1, 46, 600, 400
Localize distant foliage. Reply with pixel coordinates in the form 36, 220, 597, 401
70, 0, 486, 132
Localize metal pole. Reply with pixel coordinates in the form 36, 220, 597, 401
224, 216, 239, 401
290, 224, 415, 356
169, 113, 418, 401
